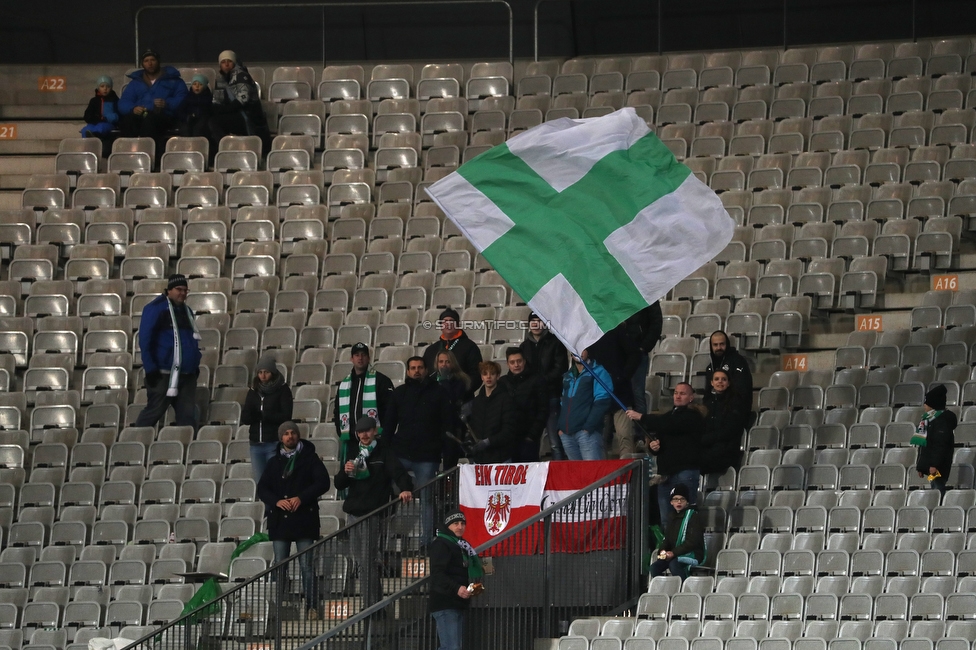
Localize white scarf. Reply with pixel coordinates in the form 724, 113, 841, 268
165, 298, 201, 397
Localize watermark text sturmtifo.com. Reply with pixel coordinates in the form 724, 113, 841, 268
421, 319, 550, 331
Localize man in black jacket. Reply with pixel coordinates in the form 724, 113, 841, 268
334, 417, 413, 608
256, 421, 332, 620
429, 511, 482, 650
332, 342, 395, 464
467, 361, 518, 464
386, 357, 454, 542
519, 313, 568, 458
625, 302, 663, 414
650, 484, 705, 581
423, 308, 484, 394
914, 384, 956, 498
705, 331, 753, 415
498, 347, 548, 462
626, 383, 704, 529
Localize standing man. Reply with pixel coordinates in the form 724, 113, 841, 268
626, 383, 704, 529
429, 511, 483, 650
498, 348, 548, 462
423, 309, 483, 394
589, 323, 642, 457
705, 331, 753, 415
332, 342, 395, 465
556, 350, 614, 461
135, 274, 202, 429
209, 50, 272, 158
333, 417, 413, 609
519, 313, 568, 459
625, 302, 663, 415
913, 384, 956, 499
118, 49, 187, 157
256, 421, 332, 620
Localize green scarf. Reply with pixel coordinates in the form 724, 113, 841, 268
337, 371, 380, 459
165, 297, 201, 397
436, 530, 484, 583
353, 440, 376, 479
675, 508, 704, 565
911, 409, 943, 447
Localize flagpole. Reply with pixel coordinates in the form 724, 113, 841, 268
577, 357, 654, 441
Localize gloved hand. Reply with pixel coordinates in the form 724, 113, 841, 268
146, 370, 162, 386
470, 439, 490, 454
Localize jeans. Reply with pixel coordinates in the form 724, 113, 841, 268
134, 373, 197, 429
649, 555, 697, 581
631, 354, 650, 415
249, 442, 277, 482
546, 398, 564, 460
560, 429, 605, 461
931, 475, 948, 500
658, 469, 701, 530
398, 458, 439, 544
273, 539, 318, 610
432, 608, 464, 650
345, 514, 386, 607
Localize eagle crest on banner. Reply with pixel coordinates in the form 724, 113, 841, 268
484, 490, 512, 536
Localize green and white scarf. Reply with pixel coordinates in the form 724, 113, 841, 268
337, 370, 381, 439
352, 440, 377, 479
911, 409, 943, 447
436, 530, 484, 583
674, 508, 703, 566
165, 298, 201, 397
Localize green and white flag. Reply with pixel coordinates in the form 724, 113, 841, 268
426, 107, 735, 354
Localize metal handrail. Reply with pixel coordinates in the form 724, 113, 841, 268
302, 458, 645, 645
134, 1, 514, 68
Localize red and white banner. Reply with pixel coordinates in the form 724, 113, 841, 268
458, 460, 632, 555
459, 463, 549, 551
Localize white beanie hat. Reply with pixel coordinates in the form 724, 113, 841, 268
218, 50, 236, 65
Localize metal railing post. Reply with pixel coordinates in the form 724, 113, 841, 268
542, 513, 552, 638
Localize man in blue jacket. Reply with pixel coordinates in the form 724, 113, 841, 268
557, 349, 613, 460
134, 274, 202, 429
118, 49, 187, 155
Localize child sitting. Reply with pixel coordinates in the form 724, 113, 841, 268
81, 75, 119, 149
649, 484, 706, 581
176, 74, 213, 138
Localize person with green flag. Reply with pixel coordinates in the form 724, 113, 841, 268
429, 510, 483, 650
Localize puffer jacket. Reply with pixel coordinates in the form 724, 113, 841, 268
118, 66, 187, 117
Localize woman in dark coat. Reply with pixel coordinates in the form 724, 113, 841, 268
434, 349, 472, 468
700, 370, 747, 476
913, 384, 956, 498
241, 354, 293, 481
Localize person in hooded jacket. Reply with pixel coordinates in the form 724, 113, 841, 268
699, 370, 746, 477
117, 49, 187, 151
241, 353, 293, 481
912, 384, 956, 498
81, 75, 119, 148
176, 74, 213, 138
704, 331, 753, 415
256, 421, 331, 620
209, 50, 272, 159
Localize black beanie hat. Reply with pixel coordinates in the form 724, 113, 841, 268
924, 384, 947, 411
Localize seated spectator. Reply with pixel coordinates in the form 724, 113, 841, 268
81, 75, 119, 149
498, 347, 548, 462
649, 484, 705, 581
118, 49, 187, 158
913, 384, 956, 498
466, 361, 517, 463
699, 370, 746, 478
557, 350, 613, 461
240, 353, 293, 481
176, 74, 213, 138
209, 50, 271, 158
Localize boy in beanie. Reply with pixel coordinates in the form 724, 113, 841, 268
913, 384, 956, 498
81, 75, 120, 146
241, 353, 293, 481
422, 307, 484, 394
176, 73, 213, 138
133, 274, 202, 429
649, 483, 705, 581
429, 510, 483, 650
256, 420, 331, 619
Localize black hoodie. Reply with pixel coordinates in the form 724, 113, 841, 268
705, 346, 753, 413
915, 410, 957, 479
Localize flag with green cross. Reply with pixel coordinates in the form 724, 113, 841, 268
426, 108, 735, 354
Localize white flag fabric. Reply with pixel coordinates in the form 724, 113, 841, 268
426, 107, 735, 354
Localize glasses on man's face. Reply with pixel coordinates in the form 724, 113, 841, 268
671, 497, 688, 504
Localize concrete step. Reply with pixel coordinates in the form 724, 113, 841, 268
0, 192, 23, 209
0, 175, 34, 190
5, 121, 83, 139
0, 156, 55, 175
0, 140, 61, 154
0, 105, 87, 120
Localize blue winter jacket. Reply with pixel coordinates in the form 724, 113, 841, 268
118, 66, 188, 117
557, 360, 613, 434
139, 294, 202, 375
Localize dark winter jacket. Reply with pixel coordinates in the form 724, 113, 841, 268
176, 88, 213, 123
84, 90, 120, 125
241, 381, 294, 444
659, 506, 706, 563
212, 63, 271, 148
700, 390, 746, 475
429, 526, 473, 613
915, 410, 957, 479
118, 66, 187, 117
333, 436, 413, 517
498, 370, 548, 445
638, 405, 704, 476
138, 294, 202, 377
331, 369, 395, 461
437, 375, 472, 468
256, 440, 331, 541
386, 375, 455, 464
424, 332, 484, 393
468, 385, 518, 463
705, 347, 753, 413
589, 324, 642, 408
519, 330, 568, 400
557, 361, 614, 435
